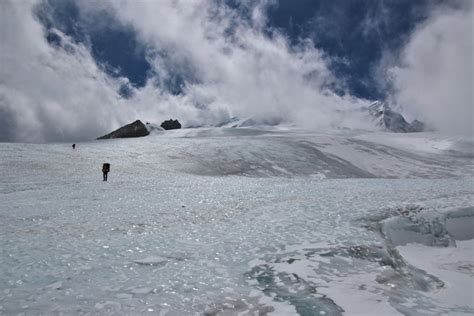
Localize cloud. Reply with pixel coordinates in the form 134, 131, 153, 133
0, 0, 128, 142
106, 0, 371, 127
388, 1, 473, 135
0, 0, 374, 143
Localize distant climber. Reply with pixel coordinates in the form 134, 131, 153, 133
102, 163, 110, 181
72, 144, 76, 149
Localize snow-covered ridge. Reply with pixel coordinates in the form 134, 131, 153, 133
211, 101, 425, 133
97, 100, 423, 141
367, 101, 425, 133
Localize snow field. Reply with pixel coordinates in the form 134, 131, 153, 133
1, 129, 473, 314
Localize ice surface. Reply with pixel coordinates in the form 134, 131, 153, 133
398, 240, 474, 311
0, 128, 473, 314
134, 256, 170, 266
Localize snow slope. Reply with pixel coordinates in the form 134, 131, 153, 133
0, 128, 473, 315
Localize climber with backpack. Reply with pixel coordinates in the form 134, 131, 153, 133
102, 163, 110, 181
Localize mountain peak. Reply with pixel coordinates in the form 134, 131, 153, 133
97, 120, 149, 140
368, 101, 390, 114
367, 101, 424, 133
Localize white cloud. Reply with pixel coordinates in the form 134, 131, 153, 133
0, 0, 373, 143
107, 0, 370, 128
0, 0, 128, 142
389, 2, 473, 135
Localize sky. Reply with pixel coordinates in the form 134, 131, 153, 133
0, 0, 472, 142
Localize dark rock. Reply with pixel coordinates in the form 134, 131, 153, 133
97, 120, 150, 139
381, 109, 411, 133
409, 120, 425, 133
160, 119, 182, 130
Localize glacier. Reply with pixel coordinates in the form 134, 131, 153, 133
0, 127, 473, 315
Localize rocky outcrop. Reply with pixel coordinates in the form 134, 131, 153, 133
368, 101, 425, 133
97, 120, 150, 139
160, 119, 182, 130
409, 120, 425, 133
